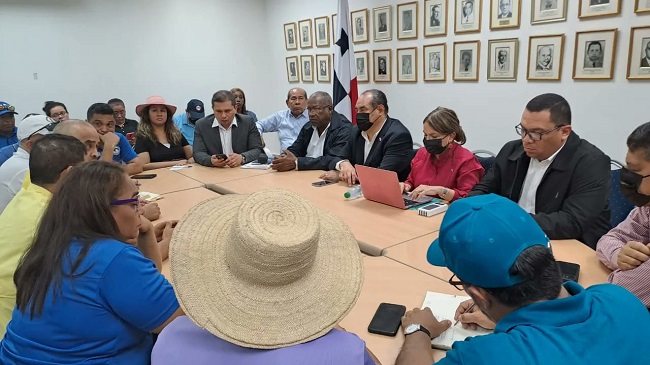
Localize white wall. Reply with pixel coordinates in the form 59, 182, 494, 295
0, 0, 276, 130
265, 0, 649, 162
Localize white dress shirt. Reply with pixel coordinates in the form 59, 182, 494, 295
306, 125, 329, 158
212, 117, 238, 156
0, 148, 30, 213
518, 143, 565, 214
361, 118, 387, 163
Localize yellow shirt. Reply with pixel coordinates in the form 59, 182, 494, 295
0, 183, 51, 336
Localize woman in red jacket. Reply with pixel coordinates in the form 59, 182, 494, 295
402, 107, 484, 202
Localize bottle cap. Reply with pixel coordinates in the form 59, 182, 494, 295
344, 192, 351, 198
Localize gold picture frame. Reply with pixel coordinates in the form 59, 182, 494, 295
626, 26, 650, 80
373, 49, 392, 82
424, 0, 448, 37
487, 38, 519, 81
314, 16, 330, 47
527, 34, 564, 81
573, 28, 618, 80
397, 2, 419, 40
531, 0, 568, 25
298, 19, 313, 49
636, 0, 650, 13
455, 0, 482, 34
397, 47, 418, 82
351, 9, 369, 43
286, 56, 300, 83
355, 50, 371, 83
490, 0, 521, 30
578, 0, 621, 19
300, 55, 314, 82
423, 43, 447, 81
316, 54, 332, 83
284, 23, 298, 51
453, 40, 480, 81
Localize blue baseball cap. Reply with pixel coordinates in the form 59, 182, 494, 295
427, 194, 550, 288
0, 101, 17, 117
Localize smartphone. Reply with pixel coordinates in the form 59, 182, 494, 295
215, 154, 228, 160
312, 180, 336, 187
367, 302, 406, 337
131, 174, 157, 179
557, 261, 580, 282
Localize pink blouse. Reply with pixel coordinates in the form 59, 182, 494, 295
404, 143, 484, 202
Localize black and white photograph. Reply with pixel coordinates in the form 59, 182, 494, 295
455, 0, 481, 34
316, 54, 331, 83
424, 0, 447, 37
351, 9, 369, 43
286, 56, 300, 83
398, 2, 418, 40
627, 26, 650, 79
373, 6, 393, 42
573, 29, 617, 79
298, 19, 313, 49
300, 55, 314, 82
578, 0, 621, 18
531, 0, 567, 24
284, 22, 297, 50
527, 34, 563, 80
488, 38, 518, 81
373, 49, 392, 82
453, 40, 480, 81
636, 0, 650, 13
355, 50, 370, 82
423, 43, 446, 81
490, 0, 520, 30
397, 47, 418, 82
314, 16, 330, 47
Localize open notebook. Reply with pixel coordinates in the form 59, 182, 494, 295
421, 292, 491, 350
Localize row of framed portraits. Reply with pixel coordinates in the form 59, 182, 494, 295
285, 26, 650, 83
284, 0, 650, 50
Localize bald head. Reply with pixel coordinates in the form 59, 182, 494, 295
53, 120, 100, 161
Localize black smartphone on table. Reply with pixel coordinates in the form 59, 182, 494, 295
312, 180, 337, 187
131, 174, 157, 179
215, 154, 228, 160
367, 302, 406, 337
557, 261, 580, 282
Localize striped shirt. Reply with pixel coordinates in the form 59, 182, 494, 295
596, 206, 650, 307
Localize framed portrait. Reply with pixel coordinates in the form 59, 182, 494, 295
627, 26, 650, 79
453, 40, 480, 81
355, 50, 371, 83
373, 49, 392, 82
284, 23, 297, 51
573, 29, 617, 80
398, 2, 419, 40
351, 9, 369, 43
578, 0, 621, 19
455, 0, 482, 34
286, 56, 300, 83
397, 47, 418, 82
637, 0, 650, 13
424, 0, 448, 37
332, 14, 338, 39
298, 19, 313, 49
527, 34, 564, 80
487, 38, 518, 81
314, 16, 330, 47
423, 43, 447, 81
316, 54, 331, 83
373, 6, 393, 42
300, 55, 314, 82
490, 0, 521, 30
531, 0, 568, 24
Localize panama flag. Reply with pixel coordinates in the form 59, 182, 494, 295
333, 0, 358, 124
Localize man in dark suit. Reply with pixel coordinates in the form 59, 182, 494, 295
430, 5, 441, 27
271, 92, 351, 172
324, 89, 413, 185
193, 90, 263, 168
469, 93, 611, 249
498, 0, 513, 18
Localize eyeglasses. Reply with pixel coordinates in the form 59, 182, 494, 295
50, 111, 68, 119
0, 104, 15, 112
27, 118, 59, 139
515, 124, 564, 142
448, 274, 465, 291
111, 195, 141, 209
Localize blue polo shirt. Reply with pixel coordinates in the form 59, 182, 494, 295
0, 239, 179, 365
0, 128, 18, 148
173, 113, 195, 146
97, 133, 137, 164
0, 143, 18, 166
439, 282, 650, 364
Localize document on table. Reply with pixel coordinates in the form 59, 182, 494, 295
240, 162, 271, 170
421, 291, 491, 350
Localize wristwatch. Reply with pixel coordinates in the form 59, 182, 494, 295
241, 155, 247, 164
404, 323, 431, 338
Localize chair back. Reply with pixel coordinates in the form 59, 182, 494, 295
472, 150, 496, 174
610, 159, 635, 227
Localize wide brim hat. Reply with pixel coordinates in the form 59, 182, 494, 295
135, 96, 177, 117
169, 188, 364, 349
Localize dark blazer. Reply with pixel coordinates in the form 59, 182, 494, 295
287, 111, 352, 171
330, 117, 413, 182
469, 132, 611, 249
193, 113, 263, 167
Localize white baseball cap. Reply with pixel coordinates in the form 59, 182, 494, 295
17, 115, 56, 141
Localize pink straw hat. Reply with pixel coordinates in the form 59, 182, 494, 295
135, 96, 177, 117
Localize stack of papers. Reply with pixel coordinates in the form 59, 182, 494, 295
241, 162, 271, 170
139, 192, 162, 203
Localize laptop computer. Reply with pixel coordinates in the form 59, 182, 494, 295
355, 165, 433, 209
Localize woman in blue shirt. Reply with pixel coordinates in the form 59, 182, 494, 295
0, 161, 182, 364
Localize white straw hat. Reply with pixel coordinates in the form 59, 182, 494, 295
169, 189, 364, 349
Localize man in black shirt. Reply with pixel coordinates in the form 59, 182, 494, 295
108, 98, 138, 145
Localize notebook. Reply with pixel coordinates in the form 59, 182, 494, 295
421, 291, 491, 350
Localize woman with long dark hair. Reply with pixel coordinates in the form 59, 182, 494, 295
231, 88, 258, 122
0, 161, 182, 364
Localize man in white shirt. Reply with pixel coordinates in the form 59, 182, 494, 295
0, 115, 55, 213
470, 93, 611, 249
256, 88, 309, 150
271, 92, 351, 172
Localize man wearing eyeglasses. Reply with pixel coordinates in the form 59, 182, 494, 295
0, 115, 56, 213
469, 93, 611, 249
0, 102, 18, 149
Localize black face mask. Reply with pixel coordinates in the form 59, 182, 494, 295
356, 109, 376, 132
423, 137, 448, 155
620, 167, 650, 207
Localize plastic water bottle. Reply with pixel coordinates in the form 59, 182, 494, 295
344, 186, 363, 200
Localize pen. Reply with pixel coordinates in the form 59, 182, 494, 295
454, 303, 476, 326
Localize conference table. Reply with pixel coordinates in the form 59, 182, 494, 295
135, 167, 204, 195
